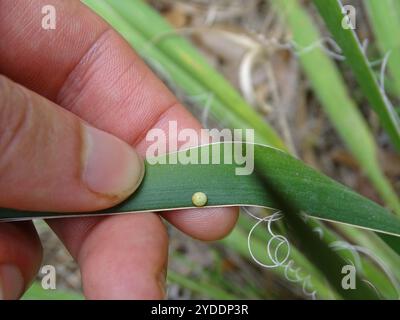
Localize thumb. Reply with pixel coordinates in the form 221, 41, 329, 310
0, 75, 144, 213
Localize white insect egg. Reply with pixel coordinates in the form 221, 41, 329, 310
192, 192, 208, 207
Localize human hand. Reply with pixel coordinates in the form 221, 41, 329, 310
0, 0, 238, 299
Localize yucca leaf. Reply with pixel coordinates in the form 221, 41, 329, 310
256, 172, 378, 299
273, 0, 400, 215
313, 0, 400, 152
2, 143, 400, 238
223, 216, 338, 299
365, 0, 400, 97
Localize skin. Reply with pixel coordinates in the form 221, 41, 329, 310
0, 0, 238, 299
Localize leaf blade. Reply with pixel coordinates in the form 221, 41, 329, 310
2, 143, 400, 237
313, 0, 400, 152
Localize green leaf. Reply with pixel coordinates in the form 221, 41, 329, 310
365, 0, 400, 97
272, 0, 400, 215
313, 0, 400, 152
255, 172, 379, 299
222, 216, 338, 299
2, 143, 400, 238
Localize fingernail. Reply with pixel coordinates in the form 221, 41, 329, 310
0, 264, 24, 300
82, 126, 145, 200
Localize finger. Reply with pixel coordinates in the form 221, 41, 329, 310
162, 207, 238, 241
0, 75, 144, 212
0, 222, 42, 300
2, 1, 170, 299
50, 213, 168, 299
0, 0, 238, 239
